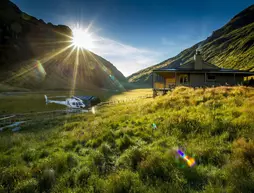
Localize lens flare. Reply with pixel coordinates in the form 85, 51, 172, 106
177, 149, 196, 167
34, 60, 46, 81
36, 61, 46, 75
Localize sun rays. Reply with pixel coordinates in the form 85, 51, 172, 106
71, 28, 95, 50
70, 47, 80, 96
3, 23, 125, 94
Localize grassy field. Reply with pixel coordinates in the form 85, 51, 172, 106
108, 89, 152, 101
0, 86, 254, 193
0, 88, 152, 115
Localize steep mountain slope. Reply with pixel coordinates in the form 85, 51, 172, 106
0, 0, 126, 90
128, 5, 254, 85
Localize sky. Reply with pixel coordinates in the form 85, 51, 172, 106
11, 0, 254, 76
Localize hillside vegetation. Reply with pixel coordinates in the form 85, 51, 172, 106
0, 0, 126, 90
0, 86, 254, 192
128, 5, 254, 84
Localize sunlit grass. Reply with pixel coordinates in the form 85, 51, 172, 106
0, 86, 254, 192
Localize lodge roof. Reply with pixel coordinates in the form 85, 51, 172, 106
153, 68, 254, 75
153, 51, 254, 76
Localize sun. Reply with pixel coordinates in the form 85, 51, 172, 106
71, 28, 94, 50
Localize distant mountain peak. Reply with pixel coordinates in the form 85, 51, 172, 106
128, 4, 254, 85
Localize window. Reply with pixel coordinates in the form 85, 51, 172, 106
179, 74, 189, 84
156, 75, 164, 82
207, 74, 216, 81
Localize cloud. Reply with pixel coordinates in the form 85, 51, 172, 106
89, 35, 163, 76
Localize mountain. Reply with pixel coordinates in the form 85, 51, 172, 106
128, 5, 254, 85
0, 0, 126, 90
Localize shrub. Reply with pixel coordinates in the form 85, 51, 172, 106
0, 166, 30, 191
86, 175, 106, 192
116, 147, 144, 170
52, 153, 69, 174
117, 134, 134, 151
14, 178, 38, 193
87, 150, 108, 174
138, 152, 174, 182
99, 143, 112, 156
134, 130, 153, 142
76, 167, 90, 186
180, 167, 207, 191
67, 154, 78, 168
52, 169, 78, 192
102, 130, 116, 147
64, 139, 80, 150
39, 150, 50, 158
224, 160, 254, 193
74, 144, 82, 153
22, 148, 37, 162
110, 122, 119, 130
107, 170, 145, 193
232, 138, 254, 166
86, 137, 103, 148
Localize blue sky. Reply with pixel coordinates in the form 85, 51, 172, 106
12, 0, 254, 76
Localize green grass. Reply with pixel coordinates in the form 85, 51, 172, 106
0, 88, 151, 114
0, 86, 254, 192
0, 88, 131, 114
108, 89, 152, 102
0, 83, 30, 92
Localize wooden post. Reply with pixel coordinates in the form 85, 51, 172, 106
152, 72, 156, 98
163, 76, 166, 90
153, 89, 157, 98
152, 72, 154, 89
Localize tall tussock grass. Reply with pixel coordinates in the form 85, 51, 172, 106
0, 86, 253, 192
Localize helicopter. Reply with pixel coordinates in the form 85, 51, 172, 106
44, 95, 86, 109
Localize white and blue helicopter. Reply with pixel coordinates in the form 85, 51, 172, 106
44, 95, 86, 109
44, 95, 97, 114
